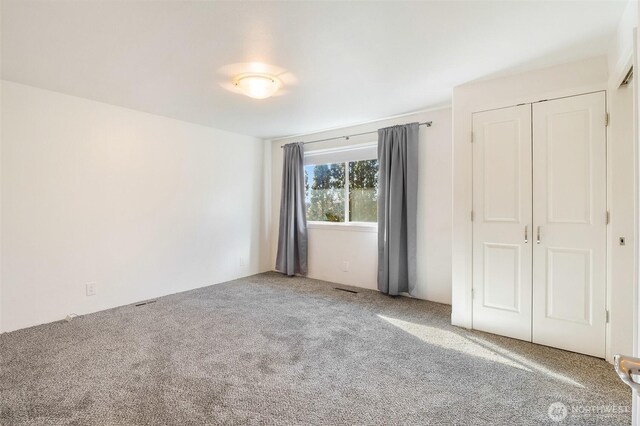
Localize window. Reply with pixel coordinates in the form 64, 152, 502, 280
304, 143, 378, 223
305, 162, 346, 222
348, 159, 378, 222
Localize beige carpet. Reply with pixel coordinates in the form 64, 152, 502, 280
0, 272, 631, 425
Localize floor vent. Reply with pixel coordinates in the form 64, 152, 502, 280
135, 300, 157, 307
334, 287, 358, 294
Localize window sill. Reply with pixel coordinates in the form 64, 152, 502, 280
307, 221, 378, 233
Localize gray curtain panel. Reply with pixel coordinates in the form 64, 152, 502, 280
275, 142, 308, 276
377, 123, 419, 295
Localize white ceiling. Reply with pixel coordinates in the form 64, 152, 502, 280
1, 1, 627, 138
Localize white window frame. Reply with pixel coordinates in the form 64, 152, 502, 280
304, 142, 378, 231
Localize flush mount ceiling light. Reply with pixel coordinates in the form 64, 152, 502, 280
233, 73, 281, 99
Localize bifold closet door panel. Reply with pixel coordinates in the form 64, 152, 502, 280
532, 92, 607, 358
472, 105, 533, 341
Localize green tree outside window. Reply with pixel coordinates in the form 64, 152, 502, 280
305, 159, 378, 223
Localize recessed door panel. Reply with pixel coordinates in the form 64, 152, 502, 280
483, 120, 521, 222
472, 105, 532, 341
547, 109, 591, 224
546, 248, 591, 324
483, 243, 520, 312
532, 92, 606, 358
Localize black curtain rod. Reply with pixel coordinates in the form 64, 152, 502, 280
280, 121, 432, 148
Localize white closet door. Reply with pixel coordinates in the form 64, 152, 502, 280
532, 92, 607, 358
472, 105, 532, 341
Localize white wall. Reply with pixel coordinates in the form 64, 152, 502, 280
635, 4, 640, 425
269, 108, 453, 304
609, 78, 635, 361
0, 19, 3, 335
0, 81, 268, 332
608, 0, 638, 84
607, 0, 637, 363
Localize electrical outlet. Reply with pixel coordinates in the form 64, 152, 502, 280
342, 261, 350, 272
86, 282, 96, 296
239, 256, 246, 268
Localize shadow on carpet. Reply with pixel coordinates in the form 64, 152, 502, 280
0, 272, 631, 425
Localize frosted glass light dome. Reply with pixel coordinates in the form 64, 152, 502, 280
233, 73, 281, 99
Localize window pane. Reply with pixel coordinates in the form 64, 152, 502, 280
349, 159, 378, 222
305, 163, 345, 222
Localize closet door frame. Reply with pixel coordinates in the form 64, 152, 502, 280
470, 90, 609, 358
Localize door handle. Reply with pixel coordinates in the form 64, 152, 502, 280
614, 354, 640, 392
536, 226, 541, 244
524, 226, 528, 243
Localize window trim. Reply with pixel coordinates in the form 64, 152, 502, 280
307, 220, 377, 233
304, 152, 378, 226
304, 142, 377, 164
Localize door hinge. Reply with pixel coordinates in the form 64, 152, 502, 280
471, 210, 474, 221
471, 132, 474, 143
606, 211, 610, 225
606, 310, 610, 323
472, 288, 475, 299
605, 112, 610, 127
